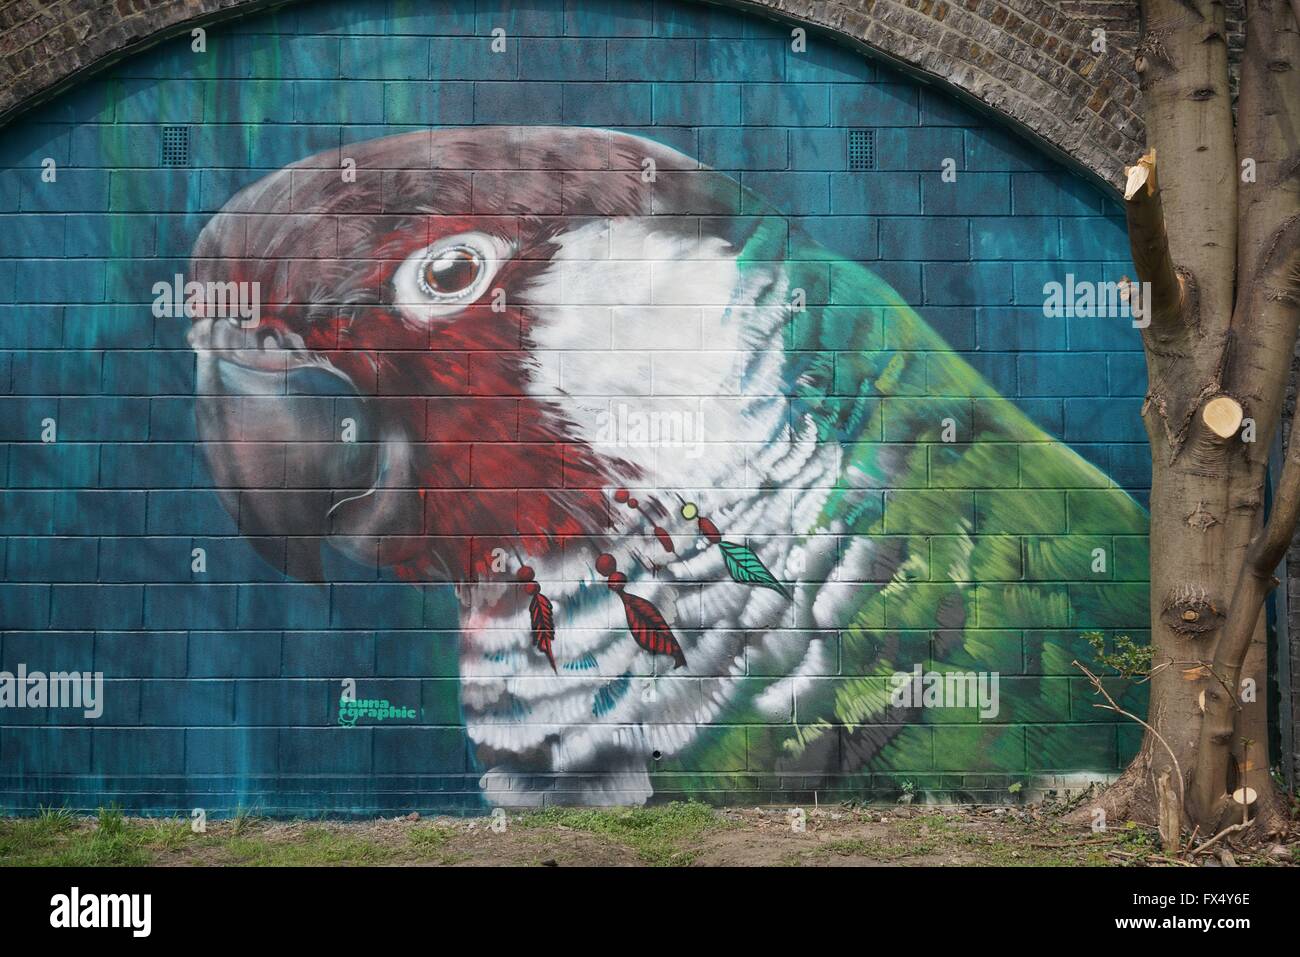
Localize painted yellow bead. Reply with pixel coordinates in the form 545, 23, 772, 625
681, 502, 698, 520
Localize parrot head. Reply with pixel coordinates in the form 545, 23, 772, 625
187, 127, 754, 587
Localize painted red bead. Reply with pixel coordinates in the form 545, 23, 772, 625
516, 565, 535, 582
607, 571, 627, 592
613, 488, 629, 503
626, 498, 638, 509
523, 582, 540, 595
595, 553, 618, 576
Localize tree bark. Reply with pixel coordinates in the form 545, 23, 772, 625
1125, 0, 1238, 840
1195, 395, 1300, 828
1111, 0, 1300, 838
1187, 0, 1300, 834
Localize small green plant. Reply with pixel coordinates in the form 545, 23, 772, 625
96, 804, 125, 838
821, 838, 872, 857
1083, 630, 1153, 680
1117, 820, 1156, 849
143, 817, 190, 851
898, 780, 916, 804
408, 825, 452, 849
41, 806, 151, 866
230, 806, 261, 836
34, 805, 76, 834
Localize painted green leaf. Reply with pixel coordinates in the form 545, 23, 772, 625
718, 541, 790, 598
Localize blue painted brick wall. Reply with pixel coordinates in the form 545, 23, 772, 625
0, 0, 1146, 815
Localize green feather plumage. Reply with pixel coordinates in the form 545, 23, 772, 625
669, 225, 1149, 791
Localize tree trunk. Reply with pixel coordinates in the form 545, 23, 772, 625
1188, 0, 1300, 833
1093, 0, 1300, 839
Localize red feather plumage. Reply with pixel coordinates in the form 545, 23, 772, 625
619, 592, 687, 669
528, 591, 557, 673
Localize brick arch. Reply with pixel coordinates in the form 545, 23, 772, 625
0, 0, 1142, 189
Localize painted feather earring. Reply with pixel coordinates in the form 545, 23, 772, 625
682, 501, 790, 598
516, 565, 556, 673
595, 551, 687, 669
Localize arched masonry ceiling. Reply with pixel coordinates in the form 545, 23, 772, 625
0, 0, 1143, 190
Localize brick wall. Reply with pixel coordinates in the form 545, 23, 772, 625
0, 0, 1151, 814
0, 0, 1144, 187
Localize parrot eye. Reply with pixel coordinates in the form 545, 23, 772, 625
419, 246, 482, 297
392, 231, 511, 324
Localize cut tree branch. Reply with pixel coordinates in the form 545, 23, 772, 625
1136, 0, 1237, 342
1123, 150, 1185, 333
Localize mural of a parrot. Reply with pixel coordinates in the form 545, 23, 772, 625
186, 126, 1147, 805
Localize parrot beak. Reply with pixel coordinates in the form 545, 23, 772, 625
190, 318, 384, 582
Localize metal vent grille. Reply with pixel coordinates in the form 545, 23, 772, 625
847, 128, 875, 171
161, 126, 190, 167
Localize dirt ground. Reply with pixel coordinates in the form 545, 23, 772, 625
2, 802, 1296, 867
